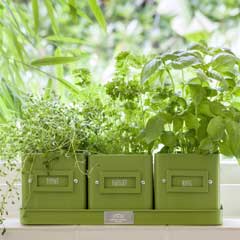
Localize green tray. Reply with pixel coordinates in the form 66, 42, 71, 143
20, 208, 222, 225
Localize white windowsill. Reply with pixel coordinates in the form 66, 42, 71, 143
2, 218, 240, 240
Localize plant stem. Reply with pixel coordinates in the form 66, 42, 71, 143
181, 70, 185, 98
195, 105, 199, 139
166, 67, 175, 92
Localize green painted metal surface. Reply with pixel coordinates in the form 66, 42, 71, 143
21, 153, 86, 210
20, 153, 222, 225
154, 154, 220, 210
88, 154, 153, 209
20, 208, 222, 225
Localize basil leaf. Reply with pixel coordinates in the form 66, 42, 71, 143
207, 116, 225, 140
141, 58, 162, 84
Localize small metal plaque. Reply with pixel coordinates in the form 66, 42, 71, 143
104, 211, 134, 224
182, 180, 193, 187
111, 179, 128, 187
46, 177, 59, 185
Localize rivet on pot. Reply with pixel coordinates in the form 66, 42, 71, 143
162, 178, 167, 184
95, 180, 99, 185
73, 178, 79, 184
208, 179, 213, 185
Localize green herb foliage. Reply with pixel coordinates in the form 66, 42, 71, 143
141, 42, 240, 158
105, 51, 153, 153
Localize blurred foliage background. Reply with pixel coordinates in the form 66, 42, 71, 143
0, 0, 240, 122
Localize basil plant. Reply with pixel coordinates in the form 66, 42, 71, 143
140, 42, 240, 159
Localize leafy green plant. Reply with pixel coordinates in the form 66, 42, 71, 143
0, 95, 86, 224
105, 51, 154, 153
140, 42, 240, 159
0, 0, 107, 124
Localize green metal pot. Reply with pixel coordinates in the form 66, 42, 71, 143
154, 153, 220, 210
88, 154, 153, 209
21, 152, 86, 211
